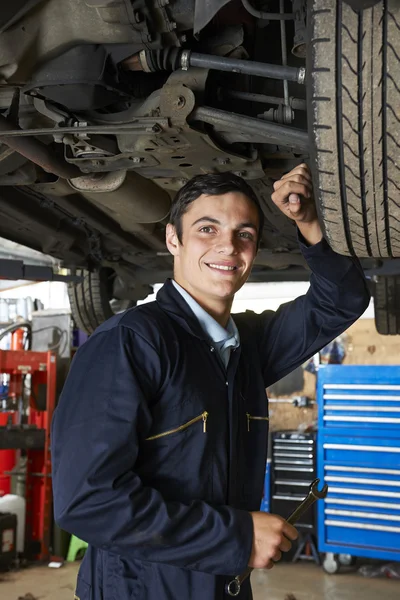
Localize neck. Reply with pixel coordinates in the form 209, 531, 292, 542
173, 279, 232, 328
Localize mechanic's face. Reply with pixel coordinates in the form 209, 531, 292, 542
166, 192, 259, 315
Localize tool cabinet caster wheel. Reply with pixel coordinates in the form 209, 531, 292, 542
323, 553, 341, 574
338, 553, 356, 567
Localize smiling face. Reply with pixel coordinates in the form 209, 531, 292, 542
166, 191, 260, 320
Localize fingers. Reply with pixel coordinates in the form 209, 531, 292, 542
283, 522, 299, 542
288, 194, 301, 213
280, 163, 312, 182
273, 174, 312, 192
265, 550, 282, 570
264, 546, 285, 570
279, 536, 293, 553
271, 182, 311, 206
271, 549, 282, 563
248, 512, 297, 570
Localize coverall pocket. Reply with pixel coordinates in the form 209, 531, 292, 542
115, 556, 143, 600
74, 577, 91, 600
140, 408, 213, 502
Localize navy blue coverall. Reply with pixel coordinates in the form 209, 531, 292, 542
51, 237, 370, 600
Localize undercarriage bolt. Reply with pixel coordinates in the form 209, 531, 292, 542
175, 96, 186, 108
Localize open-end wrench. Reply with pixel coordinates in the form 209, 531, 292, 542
225, 478, 328, 597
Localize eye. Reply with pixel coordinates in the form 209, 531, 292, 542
199, 226, 214, 233
238, 231, 254, 240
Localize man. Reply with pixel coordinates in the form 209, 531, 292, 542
52, 164, 370, 600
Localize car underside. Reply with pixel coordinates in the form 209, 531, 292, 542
0, 0, 399, 334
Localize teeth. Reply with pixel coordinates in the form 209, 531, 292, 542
208, 263, 236, 271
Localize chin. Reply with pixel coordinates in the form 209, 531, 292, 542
210, 281, 240, 298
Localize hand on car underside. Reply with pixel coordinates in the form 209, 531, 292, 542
271, 163, 323, 246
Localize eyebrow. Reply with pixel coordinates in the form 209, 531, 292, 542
191, 216, 258, 231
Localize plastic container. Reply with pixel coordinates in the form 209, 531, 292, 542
0, 412, 16, 496
0, 494, 25, 553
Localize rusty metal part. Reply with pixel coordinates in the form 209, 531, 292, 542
159, 83, 196, 127
292, 0, 307, 58
69, 170, 171, 224
0, 118, 168, 138
121, 52, 146, 72
116, 122, 265, 188
190, 106, 309, 151
0, 114, 81, 179
222, 90, 307, 111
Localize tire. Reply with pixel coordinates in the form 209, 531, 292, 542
308, 0, 400, 258
68, 268, 134, 334
373, 275, 400, 334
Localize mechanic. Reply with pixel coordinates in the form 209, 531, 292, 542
51, 164, 370, 600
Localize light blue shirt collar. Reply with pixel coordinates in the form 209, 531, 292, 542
172, 280, 240, 351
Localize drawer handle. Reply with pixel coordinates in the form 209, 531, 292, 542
323, 416, 400, 423
325, 466, 400, 476
323, 444, 400, 453
326, 476, 400, 487
275, 480, 313, 487
326, 508, 400, 522
325, 498, 400, 510
325, 519, 400, 533
275, 467, 314, 472
324, 394, 400, 401
272, 494, 306, 501
325, 405, 400, 412
328, 486, 400, 499
324, 384, 400, 390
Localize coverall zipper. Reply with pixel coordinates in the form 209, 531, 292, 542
246, 413, 269, 432
145, 411, 208, 440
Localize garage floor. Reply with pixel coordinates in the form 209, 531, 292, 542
1, 561, 399, 600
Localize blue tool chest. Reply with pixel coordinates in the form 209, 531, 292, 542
317, 365, 400, 563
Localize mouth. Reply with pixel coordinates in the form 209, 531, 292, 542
205, 262, 239, 273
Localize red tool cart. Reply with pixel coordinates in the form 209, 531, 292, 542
0, 348, 56, 560
0, 329, 25, 496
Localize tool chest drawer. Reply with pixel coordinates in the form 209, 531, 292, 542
271, 431, 317, 527
317, 366, 400, 562
318, 365, 400, 435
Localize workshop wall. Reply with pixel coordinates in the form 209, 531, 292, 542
343, 318, 400, 365
268, 318, 400, 431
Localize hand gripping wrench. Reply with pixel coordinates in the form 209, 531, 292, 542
225, 478, 328, 597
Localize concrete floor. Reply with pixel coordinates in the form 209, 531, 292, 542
0, 561, 399, 600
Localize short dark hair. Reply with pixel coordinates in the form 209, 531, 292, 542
169, 172, 264, 248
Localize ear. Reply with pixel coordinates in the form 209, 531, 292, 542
166, 223, 180, 256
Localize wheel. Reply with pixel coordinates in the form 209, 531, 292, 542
338, 553, 357, 566
308, 0, 400, 258
67, 268, 134, 334
323, 553, 341, 574
373, 275, 400, 334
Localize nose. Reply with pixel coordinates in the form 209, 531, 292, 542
216, 231, 238, 255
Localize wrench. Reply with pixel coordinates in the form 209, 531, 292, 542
225, 478, 328, 597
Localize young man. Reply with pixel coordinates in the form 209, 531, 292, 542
52, 165, 370, 600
